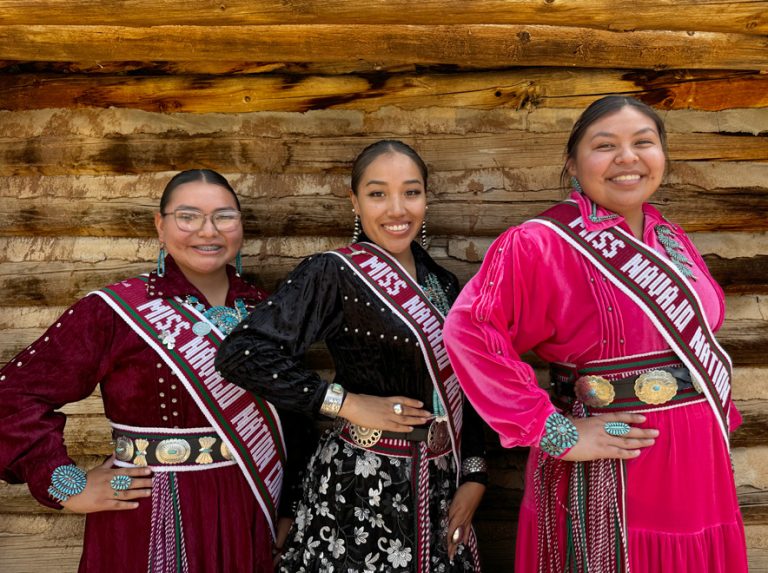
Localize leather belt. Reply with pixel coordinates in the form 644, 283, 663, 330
552, 365, 699, 408
112, 431, 233, 466
337, 419, 451, 453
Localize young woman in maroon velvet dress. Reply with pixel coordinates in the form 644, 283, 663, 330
0, 169, 305, 572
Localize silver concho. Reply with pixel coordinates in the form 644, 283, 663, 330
114, 436, 134, 462
348, 425, 383, 448
427, 419, 451, 453
574, 375, 616, 408
634, 370, 678, 405
220, 441, 233, 460
192, 321, 212, 337
155, 439, 191, 464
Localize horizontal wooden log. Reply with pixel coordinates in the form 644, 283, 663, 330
0, 132, 766, 177
0, 514, 84, 573
0, 59, 441, 77
0, 1, 765, 35
0, 25, 767, 70
1, 163, 766, 203
3, 69, 768, 113
2, 106, 767, 141
2, 186, 767, 242
732, 402, 768, 448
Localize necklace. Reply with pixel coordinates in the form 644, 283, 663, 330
185, 295, 249, 336
420, 272, 452, 418
588, 200, 621, 224
654, 225, 697, 280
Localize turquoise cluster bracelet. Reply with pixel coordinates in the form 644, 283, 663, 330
539, 412, 579, 458
47, 464, 87, 503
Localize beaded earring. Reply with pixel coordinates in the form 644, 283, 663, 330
157, 244, 166, 277
570, 176, 583, 193
235, 251, 242, 277
351, 211, 361, 243
421, 219, 427, 248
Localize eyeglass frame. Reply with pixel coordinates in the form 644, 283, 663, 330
160, 208, 243, 232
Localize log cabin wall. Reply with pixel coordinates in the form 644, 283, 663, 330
0, 1, 766, 570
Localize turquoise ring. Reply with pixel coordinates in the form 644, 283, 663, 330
110, 474, 132, 495
604, 422, 631, 437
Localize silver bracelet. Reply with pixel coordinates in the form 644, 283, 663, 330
461, 456, 488, 476
319, 383, 346, 418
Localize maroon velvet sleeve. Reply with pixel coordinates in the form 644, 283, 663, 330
0, 295, 117, 508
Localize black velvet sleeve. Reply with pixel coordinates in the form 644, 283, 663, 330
277, 409, 319, 517
215, 254, 343, 417
459, 400, 489, 485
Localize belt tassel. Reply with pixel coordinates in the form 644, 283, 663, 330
535, 402, 631, 573
148, 472, 189, 573
414, 442, 432, 573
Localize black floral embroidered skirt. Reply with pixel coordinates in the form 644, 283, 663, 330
279, 428, 480, 572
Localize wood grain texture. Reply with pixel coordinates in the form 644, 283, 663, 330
0, 0, 765, 35
0, 25, 766, 70
0, 132, 766, 176
2, 69, 768, 113
2, 185, 767, 240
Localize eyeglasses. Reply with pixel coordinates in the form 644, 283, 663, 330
162, 209, 242, 232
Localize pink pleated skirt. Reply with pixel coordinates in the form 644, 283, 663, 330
515, 399, 748, 572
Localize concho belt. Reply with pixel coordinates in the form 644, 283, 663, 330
552, 364, 699, 408
345, 418, 451, 453
113, 430, 233, 466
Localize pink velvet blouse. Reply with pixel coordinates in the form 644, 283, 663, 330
443, 191, 731, 449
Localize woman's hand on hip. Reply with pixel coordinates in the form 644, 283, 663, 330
446, 481, 485, 560
561, 413, 658, 462
60, 455, 153, 513
338, 392, 432, 432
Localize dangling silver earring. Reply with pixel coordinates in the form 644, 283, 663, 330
421, 218, 427, 248
235, 251, 242, 277
351, 211, 361, 243
570, 176, 583, 193
156, 244, 166, 277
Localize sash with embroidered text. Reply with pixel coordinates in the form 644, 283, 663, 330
327, 242, 464, 466
531, 201, 732, 445
91, 276, 285, 537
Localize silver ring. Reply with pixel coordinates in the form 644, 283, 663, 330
604, 422, 631, 437
110, 474, 133, 492
393, 403, 404, 416
451, 527, 462, 543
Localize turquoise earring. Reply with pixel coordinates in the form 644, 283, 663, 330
156, 245, 166, 277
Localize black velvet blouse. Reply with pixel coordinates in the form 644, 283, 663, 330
215, 240, 488, 465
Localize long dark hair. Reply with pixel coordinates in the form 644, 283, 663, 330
560, 96, 668, 187
350, 140, 428, 194
159, 169, 241, 212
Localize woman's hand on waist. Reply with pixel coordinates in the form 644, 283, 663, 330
561, 413, 658, 462
60, 455, 153, 514
338, 393, 432, 432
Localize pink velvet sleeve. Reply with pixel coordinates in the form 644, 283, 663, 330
444, 226, 557, 449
